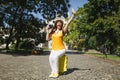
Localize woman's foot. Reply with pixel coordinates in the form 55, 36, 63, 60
49, 73, 59, 78
49, 73, 54, 77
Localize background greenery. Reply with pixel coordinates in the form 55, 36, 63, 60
0, 0, 120, 57
64, 0, 120, 55
0, 0, 70, 50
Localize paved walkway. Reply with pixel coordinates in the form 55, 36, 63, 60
0, 52, 120, 80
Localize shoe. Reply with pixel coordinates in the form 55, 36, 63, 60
49, 74, 54, 77
49, 73, 59, 78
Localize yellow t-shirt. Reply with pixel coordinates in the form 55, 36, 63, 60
51, 30, 65, 50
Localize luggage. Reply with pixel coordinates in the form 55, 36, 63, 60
59, 55, 68, 73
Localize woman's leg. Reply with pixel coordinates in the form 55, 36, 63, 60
52, 49, 66, 73
49, 50, 55, 74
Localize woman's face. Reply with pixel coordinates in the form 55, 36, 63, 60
56, 22, 63, 30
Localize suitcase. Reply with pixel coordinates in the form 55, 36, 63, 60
59, 55, 68, 73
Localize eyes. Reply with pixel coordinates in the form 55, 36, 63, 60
56, 23, 62, 27
57, 25, 62, 26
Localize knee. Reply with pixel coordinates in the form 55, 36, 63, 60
52, 56, 59, 61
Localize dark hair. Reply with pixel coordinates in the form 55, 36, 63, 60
50, 20, 64, 34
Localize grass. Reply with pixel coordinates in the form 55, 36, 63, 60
86, 53, 120, 62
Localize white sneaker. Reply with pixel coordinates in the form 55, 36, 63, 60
49, 73, 59, 78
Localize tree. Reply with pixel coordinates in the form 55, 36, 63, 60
65, 0, 120, 54
64, 7, 86, 50
83, 0, 120, 54
0, 0, 70, 50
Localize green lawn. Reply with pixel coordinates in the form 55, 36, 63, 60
86, 53, 120, 62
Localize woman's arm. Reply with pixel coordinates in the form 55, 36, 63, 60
63, 8, 76, 33
46, 25, 52, 41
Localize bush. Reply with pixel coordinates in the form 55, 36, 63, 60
19, 40, 35, 50
115, 47, 120, 56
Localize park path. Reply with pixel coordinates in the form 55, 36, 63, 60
0, 52, 120, 80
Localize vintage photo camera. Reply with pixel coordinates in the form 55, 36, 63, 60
48, 21, 55, 28
49, 24, 53, 28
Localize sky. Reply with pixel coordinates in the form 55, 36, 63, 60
34, 0, 88, 19
69, 0, 88, 14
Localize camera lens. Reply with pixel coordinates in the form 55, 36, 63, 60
49, 24, 53, 28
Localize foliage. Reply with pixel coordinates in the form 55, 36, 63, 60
19, 40, 35, 50
115, 46, 120, 56
64, 7, 87, 50
83, 0, 120, 54
64, 0, 120, 54
0, 0, 70, 49
38, 0, 70, 20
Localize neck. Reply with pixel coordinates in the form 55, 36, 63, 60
56, 29, 60, 31
55, 29, 60, 33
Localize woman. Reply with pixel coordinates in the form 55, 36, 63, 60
46, 9, 76, 78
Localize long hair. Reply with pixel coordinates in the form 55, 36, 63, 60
49, 20, 64, 34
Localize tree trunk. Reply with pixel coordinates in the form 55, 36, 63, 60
15, 10, 23, 50
15, 36, 20, 50
5, 7, 19, 50
5, 28, 13, 50
6, 40, 10, 50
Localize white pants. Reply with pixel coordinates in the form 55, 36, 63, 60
49, 49, 66, 73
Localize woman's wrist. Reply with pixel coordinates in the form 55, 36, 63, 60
46, 31, 49, 34
46, 29, 49, 32
72, 8, 76, 16
72, 12, 76, 17
72, 12, 75, 15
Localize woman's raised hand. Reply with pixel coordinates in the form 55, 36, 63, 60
72, 8, 76, 15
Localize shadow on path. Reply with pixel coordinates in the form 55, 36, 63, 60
0, 49, 50, 56
0, 49, 84, 56
63, 68, 91, 75
66, 50, 84, 54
